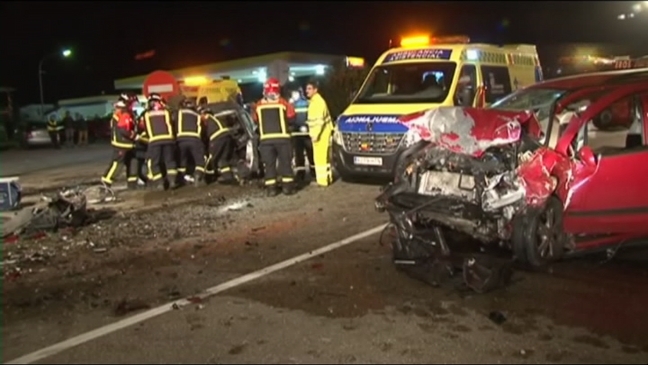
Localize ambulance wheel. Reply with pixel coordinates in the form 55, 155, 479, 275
512, 196, 565, 268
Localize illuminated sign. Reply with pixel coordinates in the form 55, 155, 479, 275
384, 49, 452, 63
340, 115, 401, 124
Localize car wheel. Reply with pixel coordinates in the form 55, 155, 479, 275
512, 196, 565, 268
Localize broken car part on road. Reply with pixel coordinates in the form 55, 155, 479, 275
2, 185, 115, 238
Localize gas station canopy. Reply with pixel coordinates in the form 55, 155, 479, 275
114, 51, 365, 90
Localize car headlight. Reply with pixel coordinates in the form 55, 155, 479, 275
332, 127, 345, 147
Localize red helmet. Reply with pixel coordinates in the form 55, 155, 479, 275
263, 78, 281, 97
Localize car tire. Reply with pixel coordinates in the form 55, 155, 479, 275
512, 196, 566, 268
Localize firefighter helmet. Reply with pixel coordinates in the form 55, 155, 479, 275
263, 78, 281, 98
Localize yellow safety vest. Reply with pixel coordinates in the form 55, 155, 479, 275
306, 93, 332, 141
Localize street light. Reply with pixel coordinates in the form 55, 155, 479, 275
39, 48, 72, 118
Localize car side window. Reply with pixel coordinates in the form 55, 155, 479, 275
454, 65, 477, 107
577, 95, 643, 155
480, 66, 512, 104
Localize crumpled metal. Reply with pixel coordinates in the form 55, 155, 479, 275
399, 106, 541, 157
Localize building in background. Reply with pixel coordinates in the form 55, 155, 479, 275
113, 52, 365, 102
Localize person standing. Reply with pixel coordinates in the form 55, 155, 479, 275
75, 113, 88, 146
252, 78, 296, 197
140, 93, 177, 190
62, 110, 75, 147
46, 113, 62, 149
289, 86, 315, 184
101, 99, 138, 189
305, 79, 334, 187
175, 98, 206, 186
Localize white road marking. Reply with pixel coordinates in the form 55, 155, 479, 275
7, 224, 387, 364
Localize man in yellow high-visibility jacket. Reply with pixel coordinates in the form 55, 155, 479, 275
305, 80, 333, 187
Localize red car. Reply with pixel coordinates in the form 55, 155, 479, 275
375, 69, 648, 292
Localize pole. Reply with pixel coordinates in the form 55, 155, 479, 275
38, 58, 45, 119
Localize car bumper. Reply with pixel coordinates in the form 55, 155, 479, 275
332, 142, 400, 179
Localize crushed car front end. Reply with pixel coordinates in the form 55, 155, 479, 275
375, 106, 554, 292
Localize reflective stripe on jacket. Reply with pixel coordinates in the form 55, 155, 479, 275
144, 110, 174, 143
110, 113, 135, 149
177, 108, 202, 139
255, 98, 294, 141
306, 93, 332, 141
204, 115, 229, 141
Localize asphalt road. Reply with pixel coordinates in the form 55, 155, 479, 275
0, 143, 111, 177
3, 160, 648, 364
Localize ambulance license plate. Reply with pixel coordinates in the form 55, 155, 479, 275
353, 156, 383, 166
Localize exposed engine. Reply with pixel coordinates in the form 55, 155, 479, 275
379, 138, 538, 243
375, 106, 549, 293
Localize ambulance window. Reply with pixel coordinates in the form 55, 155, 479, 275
454, 65, 477, 107
355, 62, 457, 104
481, 66, 512, 104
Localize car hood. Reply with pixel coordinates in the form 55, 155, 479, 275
398, 106, 542, 157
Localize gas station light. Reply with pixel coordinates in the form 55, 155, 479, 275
315, 65, 325, 75
345, 56, 365, 68
257, 70, 267, 83
62, 49, 72, 57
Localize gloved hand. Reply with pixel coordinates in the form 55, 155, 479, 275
134, 134, 141, 141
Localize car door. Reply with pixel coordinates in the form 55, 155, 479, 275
562, 91, 648, 235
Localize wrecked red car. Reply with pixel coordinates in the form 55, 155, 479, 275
375, 73, 648, 292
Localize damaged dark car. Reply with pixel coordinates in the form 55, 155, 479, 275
376, 70, 648, 293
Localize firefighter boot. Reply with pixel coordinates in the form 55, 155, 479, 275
295, 170, 306, 185
282, 182, 296, 196
167, 174, 179, 190
218, 171, 237, 185
148, 179, 163, 191
193, 172, 205, 187
266, 185, 281, 197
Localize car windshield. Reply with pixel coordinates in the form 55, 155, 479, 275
490, 87, 566, 121
355, 62, 457, 104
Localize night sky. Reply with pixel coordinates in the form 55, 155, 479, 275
1, 1, 644, 105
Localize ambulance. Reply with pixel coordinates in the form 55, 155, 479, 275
332, 35, 543, 180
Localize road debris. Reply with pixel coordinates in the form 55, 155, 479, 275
488, 310, 507, 325
2, 187, 90, 238
114, 299, 151, 316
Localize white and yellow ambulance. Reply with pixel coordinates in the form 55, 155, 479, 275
332, 35, 542, 180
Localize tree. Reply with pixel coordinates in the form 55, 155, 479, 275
318, 61, 369, 119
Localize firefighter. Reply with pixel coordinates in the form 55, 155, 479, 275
140, 93, 177, 190
252, 78, 296, 196
101, 99, 138, 189
120, 93, 148, 188
46, 113, 62, 149
176, 98, 205, 186
199, 106, 236, 184
289, 86, 315, 184
305, 79, 334, 187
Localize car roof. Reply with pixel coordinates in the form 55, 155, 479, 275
529, 68, 648, 91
